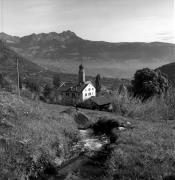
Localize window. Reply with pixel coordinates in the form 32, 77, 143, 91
88, 93, 91, 96
85, 93, 87, 96
89, 88, 91, 91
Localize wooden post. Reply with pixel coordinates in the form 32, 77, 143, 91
17, 57, 20, 97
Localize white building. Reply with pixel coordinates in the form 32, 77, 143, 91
59, 64, 96, 105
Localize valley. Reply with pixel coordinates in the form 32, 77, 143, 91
0, 31, 174, 78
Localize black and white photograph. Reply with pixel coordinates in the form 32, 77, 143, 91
0, 0, 174, 179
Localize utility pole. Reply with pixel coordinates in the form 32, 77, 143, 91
16, 57, 20, 97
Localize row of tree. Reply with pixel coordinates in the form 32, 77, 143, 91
94, 68, 170, 101
0, 68, 170, 102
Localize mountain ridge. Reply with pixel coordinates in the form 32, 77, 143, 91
0, 31, 174, 45
0, 31, 174, 78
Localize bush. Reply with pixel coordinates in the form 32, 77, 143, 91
24, 77, 40, 93
113, 89, 175, 121
162, 87, 175, 120
132, 68, 169, 101
43, 84, 53, 99
53, 74, 61, 88
90, 118, 119, 137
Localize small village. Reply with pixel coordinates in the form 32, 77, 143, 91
54, 63, 127, 111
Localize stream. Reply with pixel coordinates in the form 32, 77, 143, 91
57, 121, 126, 179
79, 129, 109, 151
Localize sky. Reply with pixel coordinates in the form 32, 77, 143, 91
0, 0, 174, 43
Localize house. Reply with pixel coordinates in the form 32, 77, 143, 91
89, 95, 114, 111
57, 64, 96, 105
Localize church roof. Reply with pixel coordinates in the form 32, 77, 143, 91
90, 95, 114, 106
59, 82, 92, 93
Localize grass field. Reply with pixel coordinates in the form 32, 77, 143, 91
0, 91, 175, 180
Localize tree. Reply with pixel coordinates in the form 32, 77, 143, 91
24, 77, 40, 93
53, 74, 61, 88
0, 73, 4, 88
95, 74, 101, 95
131, 68, 169, 101
43, 84, 52, 99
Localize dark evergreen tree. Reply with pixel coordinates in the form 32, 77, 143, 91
53, 74, 61, 88
95, 74, 101, 94
24, 77, 40, 93
0, 73, 3, 88
43, 84, 52, 99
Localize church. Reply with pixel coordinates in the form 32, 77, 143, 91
58, 64, 96, 105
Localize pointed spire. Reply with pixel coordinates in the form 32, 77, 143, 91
78, 63, 85, 84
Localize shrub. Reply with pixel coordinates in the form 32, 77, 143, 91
24, 77, 40, 93
53, 73, 61, 88
90, 118, 120, 140
131, 68, 169, 101
113, 88, 175, 121
162, 87, 175, 120
0, 73, 3, 87
43, 84, 53, 99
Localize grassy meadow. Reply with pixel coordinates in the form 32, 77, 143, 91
0, 91, 175, 179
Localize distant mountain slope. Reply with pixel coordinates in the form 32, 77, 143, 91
0, 40, 47, 79
0, 31, 174, 78
0, 32, 20, 44
158, 62, 175, 86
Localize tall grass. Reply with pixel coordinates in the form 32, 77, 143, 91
0, 91, 80, 179
113, 88, 175, 121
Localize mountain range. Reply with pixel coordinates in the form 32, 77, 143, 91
0, 40, 124, 89
0, 31, 174, 78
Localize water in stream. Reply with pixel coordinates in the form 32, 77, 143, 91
79, 129, 109, 151
57, 119, 128, 179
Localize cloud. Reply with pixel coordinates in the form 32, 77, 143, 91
2, 0, 174, 43
156, 31, 175, 43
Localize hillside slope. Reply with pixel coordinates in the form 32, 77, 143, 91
158, 62, 175, 85
1, 31, 174, 78
0, 91, 175, 179
0, 40, 54, 82
0, 40, 43, 73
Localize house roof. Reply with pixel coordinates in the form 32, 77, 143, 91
58, 81, 93, 93
90, 95, 114, 106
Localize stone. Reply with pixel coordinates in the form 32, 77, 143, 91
0, 118, 15, 128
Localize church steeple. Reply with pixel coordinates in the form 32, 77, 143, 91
78, 64, 85, 84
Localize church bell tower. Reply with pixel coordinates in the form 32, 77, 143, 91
78, 64, 85, 84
